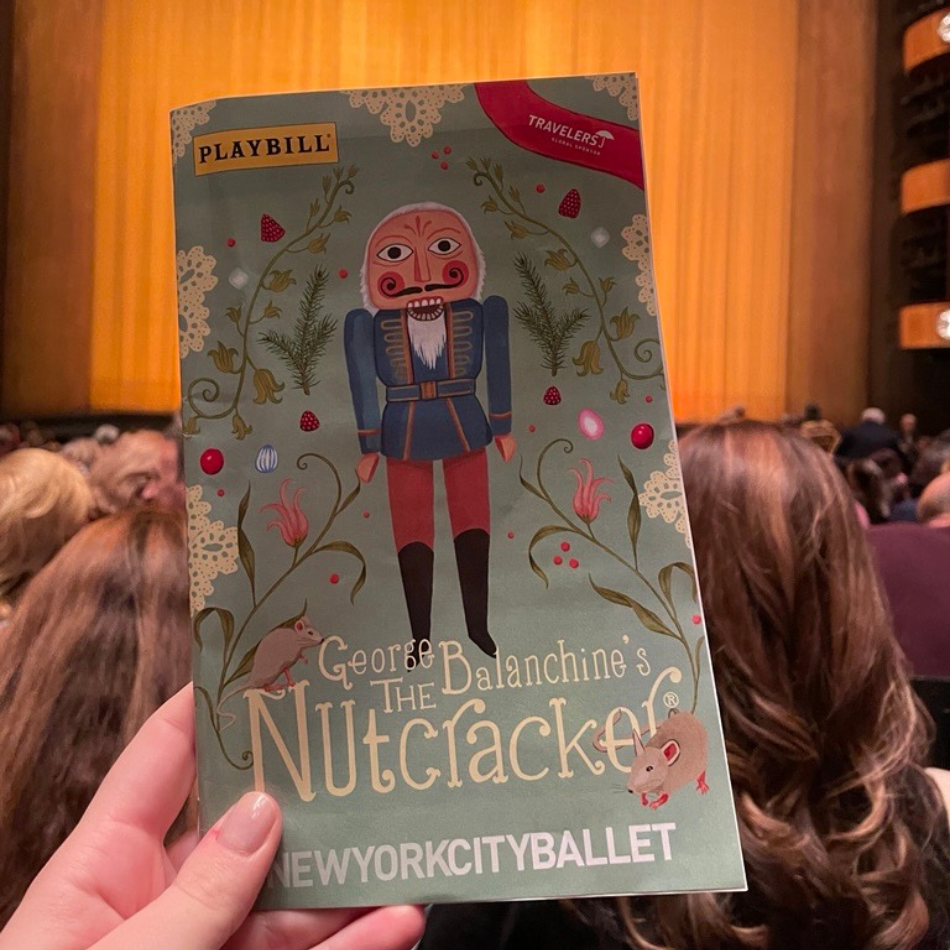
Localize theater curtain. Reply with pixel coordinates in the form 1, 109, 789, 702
86, 0, 797, 419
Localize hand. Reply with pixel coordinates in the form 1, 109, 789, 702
494, 434, 516, 463
0, 685, 425, 950
356, 453, 380, 484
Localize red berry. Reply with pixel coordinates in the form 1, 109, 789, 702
443, 145, 452, 155
227, 238, 236, 247
692, 614, 702, 625
528, 424, 536, 433
558, 188, 581, 218
217, 488, 225, 497
543, 386, 561, 406
431, 151, 439, 159
440, 161, 448, 170
553, 555, 563, 566
630, 423, 654, 450
338, 268, 348, 279
300, 411, 320, 432
363, 510, 370, 519
200, 448, 224, 475
645, 395, 654, 404
560, 541, 570, 552
260, 214, 285, 242
330, 574, 340, 585
536, 184, 545, 193
507, 531, 514, 540
569, 558, 579, 569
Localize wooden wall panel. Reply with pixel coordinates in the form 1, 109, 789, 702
0, 0, 14, 383
786, 0, 877, 425
1, 0, 103, 417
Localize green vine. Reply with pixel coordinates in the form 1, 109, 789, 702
184, 165, 358, 438
193, 452, 364, 767
520, 439, 701, 712
468, 158, 662, 403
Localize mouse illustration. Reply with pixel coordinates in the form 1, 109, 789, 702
217, 617, 324, 729
594, 710, 709, 809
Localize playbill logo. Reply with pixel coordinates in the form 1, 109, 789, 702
192, 123, 339, 176
526, 113, 614, 157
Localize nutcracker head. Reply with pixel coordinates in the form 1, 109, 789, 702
361, 203, 485, 316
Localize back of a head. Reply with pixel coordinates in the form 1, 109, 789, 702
0, 448, 93, 607
861, 406, 886, 425
0, 507, 191, 922
918, 472, 950, 526
88, 430, 182, 516
615, 422, 950, 948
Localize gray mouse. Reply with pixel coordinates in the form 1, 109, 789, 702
594, 710, 709, 809
217, 617, 324, 729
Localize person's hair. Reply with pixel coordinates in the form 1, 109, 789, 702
606, 422, 950, 949
918, 472, 950, 524
87, 430, 173, 516
0, 448, 92, 608
0, 508, 191, 924
59, 436, 103, 475
909, 438, 950, 498
847, 457, 891, 524
861, 406, 886, 425
802, 402, 821, 422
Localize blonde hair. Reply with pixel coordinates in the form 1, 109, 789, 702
0, 449, 92, 606
87, 430, 170, 516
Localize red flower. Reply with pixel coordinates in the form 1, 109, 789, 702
261, 478, 309, 547
569, 459, 612, 524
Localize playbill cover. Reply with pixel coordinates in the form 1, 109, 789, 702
171, 74, 746, 908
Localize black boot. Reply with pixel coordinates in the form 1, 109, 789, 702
453, 528, 497, 658
398, 542, 434, 670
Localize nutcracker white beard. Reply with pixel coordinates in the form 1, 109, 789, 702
407, 311, 447, 369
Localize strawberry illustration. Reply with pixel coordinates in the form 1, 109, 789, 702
299, 410, 320, 432
558, 189, 581, 218
543, 386, 562, 406
260, 214, 286, 242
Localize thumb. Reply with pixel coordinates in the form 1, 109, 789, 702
98, 792, 281, 950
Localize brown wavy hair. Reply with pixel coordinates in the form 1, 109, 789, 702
604, 422, 950, 949
0, 508, 191, 925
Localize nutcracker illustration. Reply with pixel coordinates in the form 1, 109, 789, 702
344, 203, 514, 664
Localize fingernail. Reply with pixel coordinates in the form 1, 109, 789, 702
217, 793, 278, 855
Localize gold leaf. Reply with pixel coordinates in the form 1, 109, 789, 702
322, 175, 332, 195
600, 276, 616, 295
333, 207, 351, 223
465, 157, 479, 172
182, 416, 200, 436
225, 306, 242, 324
545, 249, 571, 271
572, 340, 603, 377
347, 164, 359, 178
493, 163, 504, 182
252, 367, 285, 405
564, 278, 580, 295
309, 200, 321, 217
232, 413, 252, 439
610, 307, 637, 340
209, 341, 238, 373
609, 378, 630, 404
508, 185, 521, 203
308, 233, 329, 254
481, 197, 498, 213
263, 301, 281, 319
505, 220, 528, 240
263, 270, 296, 292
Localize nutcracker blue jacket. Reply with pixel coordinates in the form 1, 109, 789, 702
344, 296, 512, 462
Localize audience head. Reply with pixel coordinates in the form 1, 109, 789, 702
0, 423, 19, 458
88, 430, 185, 516
860, 406, 886, 425
909, 437, 950, 498
802, 401, 822, 422
59, 436, 103, 476
900, 413, 918, 438
606, 422, 948, 950
0, 449, 92, 612
846, 457, 891, 524
918, 472, 950, 528
0, 507, 191, 923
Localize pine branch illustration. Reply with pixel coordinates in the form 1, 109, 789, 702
259, 266, 335, 394
513, 254, 589, 376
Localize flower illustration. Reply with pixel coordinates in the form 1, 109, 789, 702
589, 74, 639, 122
171, 101, 216, 164
261, 479, 309, 548
343, 85, 464, 146
639, 441, 689, 543
178, 246, 218, 358
569, 459, 613, 524
186, 485, 238, 612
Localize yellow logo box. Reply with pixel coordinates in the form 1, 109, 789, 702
192, 123, 338, 176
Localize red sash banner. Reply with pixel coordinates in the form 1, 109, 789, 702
475, 80, 644, 190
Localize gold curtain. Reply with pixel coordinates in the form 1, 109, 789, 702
90, 0, 798, 420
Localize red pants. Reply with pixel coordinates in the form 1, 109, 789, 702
386, 449, 490, 550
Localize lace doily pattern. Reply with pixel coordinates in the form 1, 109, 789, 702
589, 74, 639, 122
171, 101, 216, 165
187, 484, 239, 612
622, 214, 657, 317
638, 441, 689, 544
177, 246, 218, 359
343, 86, 465, 146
